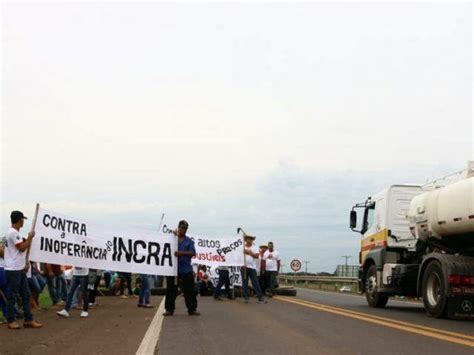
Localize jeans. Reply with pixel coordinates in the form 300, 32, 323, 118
241, 267, 263, 300
103, 271, 112, 289
37, 275, 47, 292
28, 274, 46, 295
5, 270, 33, 322
65, 276, 89, 312
138, 274, 151, 305
265, 271, 278, 295
198, 281, 213, 296
259, 274, 267, 294
165, 273, 197, 313
55, 274, 68, 301
46, 275, 59, 304
0, 267, 8, 317
213, 269, 231, 298
154, 275, 164, 288
89, 274, 102, 305
71, 287, 78, 308
119, 272, 132, 296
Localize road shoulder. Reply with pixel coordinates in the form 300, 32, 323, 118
0, 295, 162, 355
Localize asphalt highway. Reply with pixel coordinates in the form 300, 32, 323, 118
156, 289, 474, 355
0, 290, 471, 354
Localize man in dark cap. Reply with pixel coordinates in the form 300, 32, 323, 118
163, 220, 200, 316
4, 211, 42, 329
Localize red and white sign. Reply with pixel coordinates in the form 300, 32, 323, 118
290, 259, 301, 272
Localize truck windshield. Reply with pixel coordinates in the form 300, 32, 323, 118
363, 203, 376, 233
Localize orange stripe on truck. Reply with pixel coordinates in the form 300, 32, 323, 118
360, 229, 389, 264
361, 240, 387, 251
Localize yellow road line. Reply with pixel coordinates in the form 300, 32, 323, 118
275, 296, 474, 348
280, 296, 474, 341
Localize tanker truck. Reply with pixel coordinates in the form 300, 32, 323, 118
349, 161, 474, 319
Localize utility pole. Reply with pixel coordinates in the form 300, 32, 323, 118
341, 256, 351, 277
303, 261, 310, 274
342, 255, 351, 266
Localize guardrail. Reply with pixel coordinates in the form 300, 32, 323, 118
278, 275, 359, 293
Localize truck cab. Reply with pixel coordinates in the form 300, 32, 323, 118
351, 185, 423, 264
351, 185, 425, 307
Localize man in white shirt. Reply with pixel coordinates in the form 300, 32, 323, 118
263, 242, 280, 297
241, 235, 266, 304
4, 210, 43, 329
57, 266, 90, 318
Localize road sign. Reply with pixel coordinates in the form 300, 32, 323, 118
290, 259, 302, 272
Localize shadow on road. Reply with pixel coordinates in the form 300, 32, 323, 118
384, 306, 425, 314
349, 304, 425, 315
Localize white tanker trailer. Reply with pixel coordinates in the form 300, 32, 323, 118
350, 162, 474, 319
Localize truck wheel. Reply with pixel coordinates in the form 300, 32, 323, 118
422, 261, 448, 318
365, 264, 389, 308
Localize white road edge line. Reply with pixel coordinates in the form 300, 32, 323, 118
136, 298, 166, 355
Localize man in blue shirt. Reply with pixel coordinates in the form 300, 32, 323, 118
163, 220, 199, 316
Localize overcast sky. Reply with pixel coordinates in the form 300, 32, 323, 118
1, 2, 472, 271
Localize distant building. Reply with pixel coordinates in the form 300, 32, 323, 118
335, 265, 358, 277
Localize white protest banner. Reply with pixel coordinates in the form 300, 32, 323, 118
29, 207, 177, 276
161, 224, 244, 267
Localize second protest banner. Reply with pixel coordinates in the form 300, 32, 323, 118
161, 224, 244, 267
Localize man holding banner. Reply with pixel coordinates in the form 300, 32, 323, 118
163, 220, 199, 316
241, 235, 266, 304
4, 211, 43, 329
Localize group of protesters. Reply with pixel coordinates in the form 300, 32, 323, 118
0, 211, 281, 328
0, 210, 160, 329
240, 235, 281, 303
196, 236, 281, 302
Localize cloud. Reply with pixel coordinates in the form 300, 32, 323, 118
1, 2, 471, 271
1, 158, 470, 272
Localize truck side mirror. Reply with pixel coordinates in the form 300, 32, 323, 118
350, 210, 357, 229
